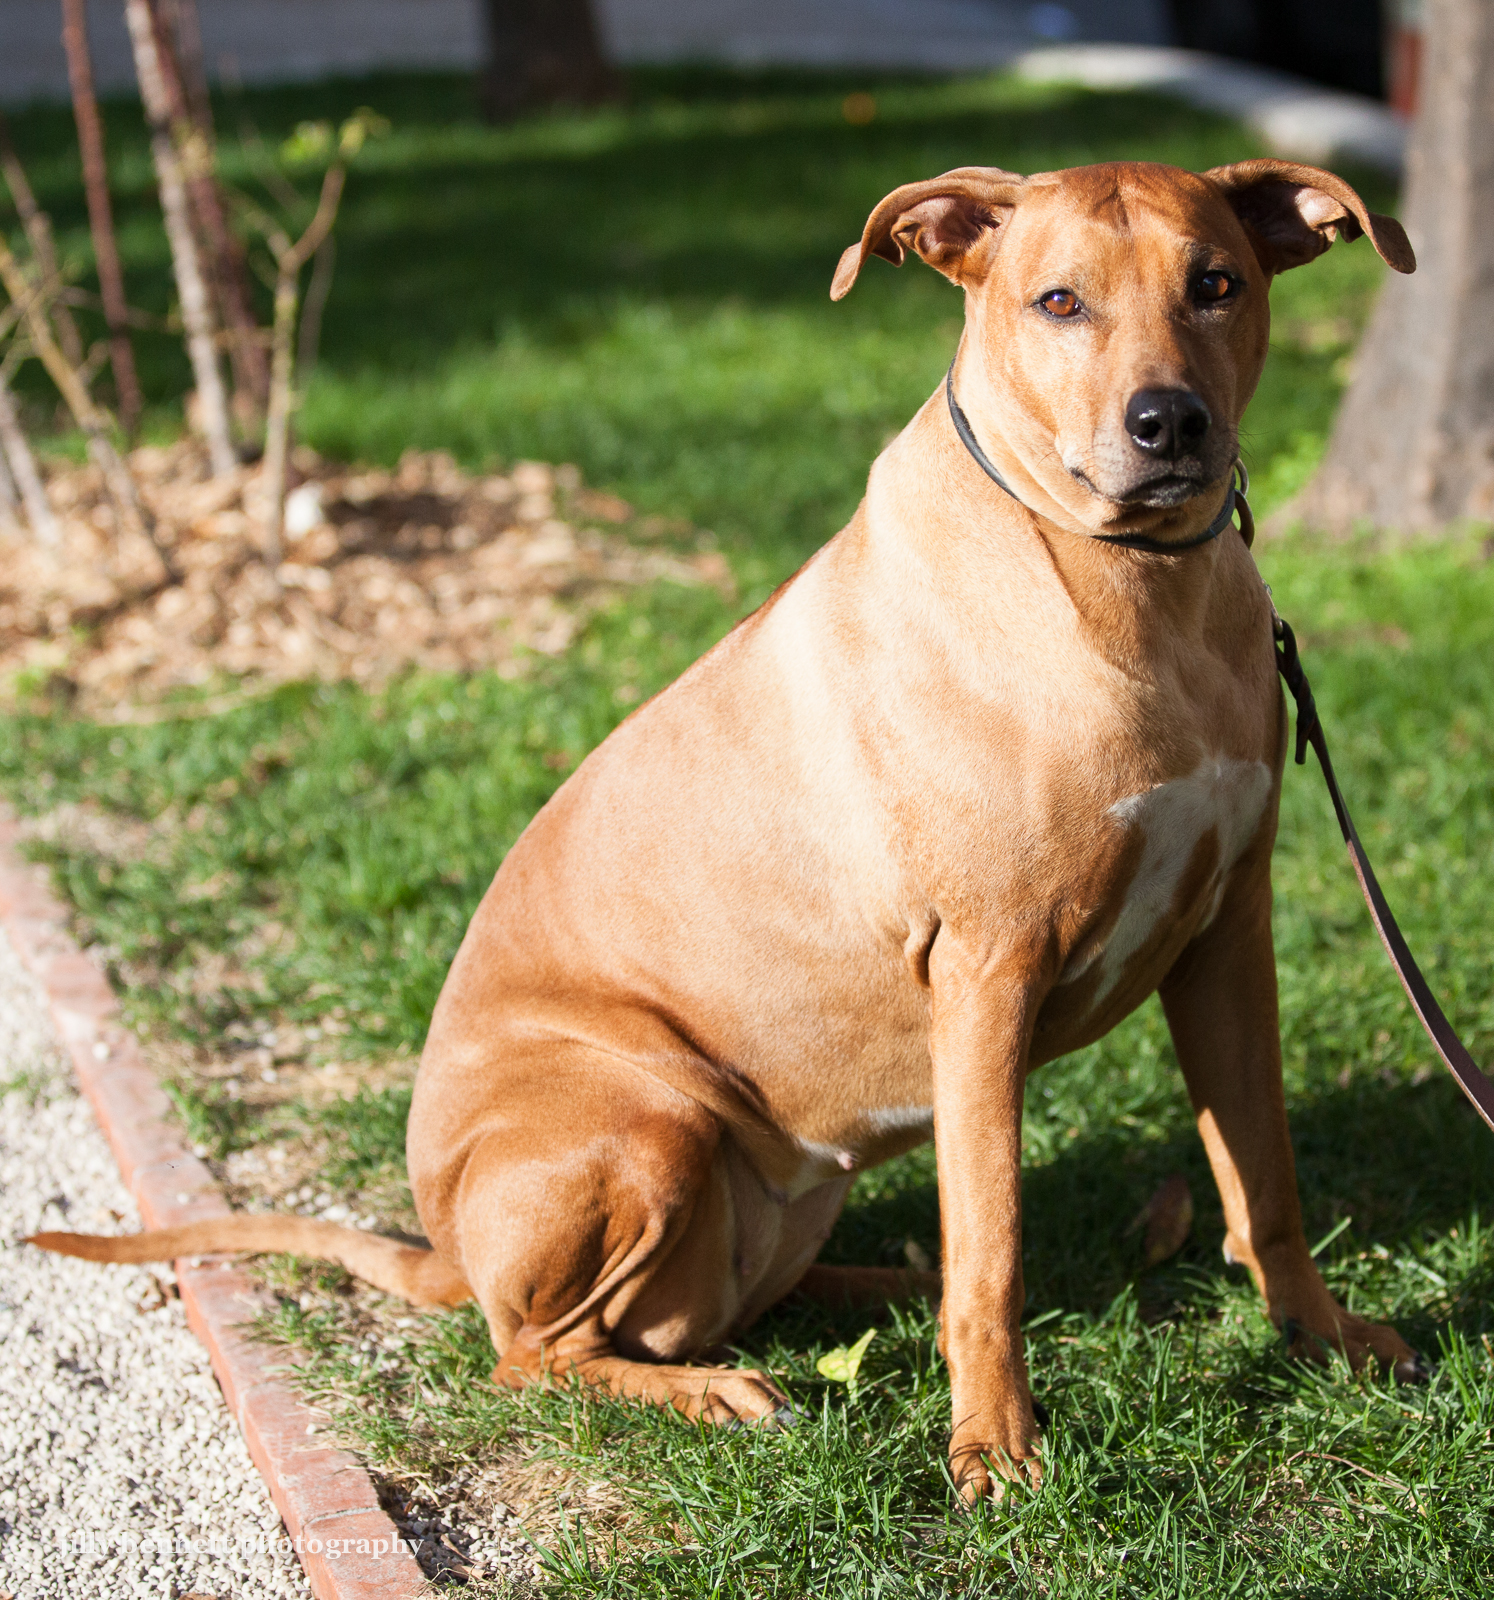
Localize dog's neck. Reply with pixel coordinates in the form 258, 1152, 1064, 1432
870, 387, 1230, 674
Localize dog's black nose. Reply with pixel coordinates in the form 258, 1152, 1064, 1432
1124, 388, 1212, 459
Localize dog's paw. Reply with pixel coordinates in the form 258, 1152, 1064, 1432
952, 1448, 1043, 1507
950, 1426, 1043, 1506
695, 1367, 793, 1425
1394, 1349, 1434, 1385
1281, 1309, 1419, 1381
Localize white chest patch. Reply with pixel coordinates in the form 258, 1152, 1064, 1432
1059, 755, 1272, 1005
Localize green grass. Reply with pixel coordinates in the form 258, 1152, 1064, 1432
4, 66, 1492, 1598
247, 530, 1494, 1597
6, 67, 1386, 581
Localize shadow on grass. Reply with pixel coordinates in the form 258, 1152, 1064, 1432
5, 71, 1257, 400
791, 1071, 1494, 1353
2, 66, 1394, 580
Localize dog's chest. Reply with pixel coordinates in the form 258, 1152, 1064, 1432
1057, 755, 1273, 1006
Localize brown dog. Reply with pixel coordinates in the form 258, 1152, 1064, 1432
36, 157, 1420, 1501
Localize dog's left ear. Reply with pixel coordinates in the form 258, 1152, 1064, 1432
831, 167, 1026, 301
1204, 158, 1415, 276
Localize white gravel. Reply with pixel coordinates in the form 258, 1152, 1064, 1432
0, 928, 312, 1600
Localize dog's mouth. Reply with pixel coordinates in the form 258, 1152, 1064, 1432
1069, 466, 1212, 510
1116, 472, 1208, 509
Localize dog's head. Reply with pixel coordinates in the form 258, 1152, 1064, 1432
832, 159, 1413, 539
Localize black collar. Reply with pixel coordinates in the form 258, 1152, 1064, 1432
944, 363, 1239, 554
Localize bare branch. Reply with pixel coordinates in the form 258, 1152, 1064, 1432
288, 164, 346, 276
57, 0, 143, 435
158, 0, 212, 133
0, 372, 59, 548
123, 0, 236, 477
145, 0, 270, 418
296, 234, 335, 387
0, 429, 17, 534
259, 163, 347, 573
0, 115, 84, 370
0, 232, 176, 579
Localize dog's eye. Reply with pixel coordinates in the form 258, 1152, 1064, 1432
1038, 289, 1082, 319
1194, 271, 1235, 304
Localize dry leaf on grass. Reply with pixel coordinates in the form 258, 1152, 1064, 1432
817, 1326, 877, 1385
1128, 1173, 1194, 1268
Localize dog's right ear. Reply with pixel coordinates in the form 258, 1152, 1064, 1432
830, 167, 1026, 301
1203, 159, 1415, 276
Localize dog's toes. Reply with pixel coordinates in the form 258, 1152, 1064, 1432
951, 1438, 1043, 1507
951, 1448, 995, 1508
1394, 1349, 1434, 1385
701, 1367, 791, 1426
728, 1399, 798, 1433
957, 1457, 1042, 1509
1340, 1316, 1421, 1381
1279, 1310, 1423, 1384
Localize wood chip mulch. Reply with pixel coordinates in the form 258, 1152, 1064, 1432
0, 441, 733, 716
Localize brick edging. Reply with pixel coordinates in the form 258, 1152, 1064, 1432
0, 814, 428, 1600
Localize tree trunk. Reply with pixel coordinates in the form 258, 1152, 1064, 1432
1302, 0, 1494, 532
481, 0, 617, 121
57, 0, 144, 435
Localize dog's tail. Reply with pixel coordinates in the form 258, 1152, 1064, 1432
27, 1216, 473, 1307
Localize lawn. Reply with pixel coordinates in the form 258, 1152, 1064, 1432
4, 66, 1494, 1597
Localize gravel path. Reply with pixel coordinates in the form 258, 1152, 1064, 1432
0, 928, 312, 1600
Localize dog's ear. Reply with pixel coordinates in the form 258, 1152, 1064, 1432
1204, 158, 1415, 276
830, 167, 1026, 301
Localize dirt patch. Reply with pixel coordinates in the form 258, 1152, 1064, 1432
252, 1254, 643, 1591
0, 442, 732, 715
136, 1018, 420, 1222
376, 1455, 637, 1591
16, 798, 166, 865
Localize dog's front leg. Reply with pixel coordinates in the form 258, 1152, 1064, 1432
1160, 868, 1420, 1378
928, 930, 1044, 1503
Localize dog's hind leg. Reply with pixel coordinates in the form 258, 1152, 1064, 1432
416, 1049, 790, 1423
792, 1264, 942, 1308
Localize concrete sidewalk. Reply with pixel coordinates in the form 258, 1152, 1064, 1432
0, 4, 1405, 175
1, 0, 484, 103
597, 0, 1167, 71
1018, 44, 1406, 172
0, 0, 1165, 103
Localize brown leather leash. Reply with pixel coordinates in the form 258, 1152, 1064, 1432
1247, 495, 1494, 1133
1270, 591, 1494, 1132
